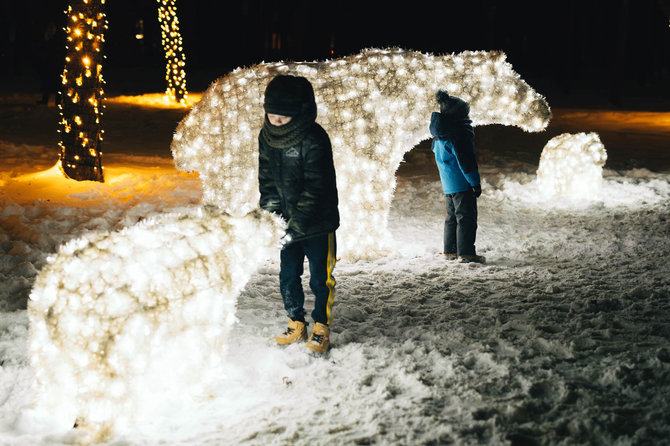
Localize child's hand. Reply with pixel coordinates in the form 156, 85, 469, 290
280, 231, 294, 248
472, 184, 482, 197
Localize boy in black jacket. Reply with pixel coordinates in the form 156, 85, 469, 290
258, 75, 340, 354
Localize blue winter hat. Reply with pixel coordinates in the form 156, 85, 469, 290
436, 90, 470, 118
263, 75, 316, 117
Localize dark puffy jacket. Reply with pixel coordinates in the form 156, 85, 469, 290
258, 123, 340, 241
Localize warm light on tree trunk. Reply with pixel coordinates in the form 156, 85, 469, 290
58, 0, 107, 183
157, 0, 188, 105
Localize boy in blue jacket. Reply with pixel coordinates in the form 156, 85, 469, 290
430, 90, 485, 263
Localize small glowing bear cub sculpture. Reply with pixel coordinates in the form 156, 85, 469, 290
27, 207, 284, 438
171, 47, 552, 259
537, 132, 607, 200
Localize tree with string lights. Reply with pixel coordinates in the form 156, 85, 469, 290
157, 0, 188, 105
58, 0, 189, 183
58, 0, 107, 182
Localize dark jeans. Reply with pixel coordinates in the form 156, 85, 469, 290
444, 191, 478, 256
279, 232, 337, 325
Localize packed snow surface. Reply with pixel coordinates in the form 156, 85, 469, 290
0, 93, 669, 445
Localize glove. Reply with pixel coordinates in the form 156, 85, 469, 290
279, 231, 294, 248
472, 184, 482, 198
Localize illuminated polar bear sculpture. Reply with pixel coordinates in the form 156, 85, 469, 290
536, 132, 607, 200
171, 47, 552, 259
27, 207, 284, 438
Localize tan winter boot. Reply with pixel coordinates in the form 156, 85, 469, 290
272, 319, 308, 345
305, 322, 330, 354
458, 254, 486, 264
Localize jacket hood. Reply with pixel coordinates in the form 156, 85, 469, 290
429, 112, 473, 139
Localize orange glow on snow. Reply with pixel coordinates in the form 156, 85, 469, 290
553, 109, 670, 133
0, 160, 201, 207
107, 93, 203, 109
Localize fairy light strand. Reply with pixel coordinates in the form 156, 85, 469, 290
157, 0, 188, 105
58, 0, 107, 182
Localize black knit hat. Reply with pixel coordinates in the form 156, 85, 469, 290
436, 89, 470, 118
263, 75, 316, 117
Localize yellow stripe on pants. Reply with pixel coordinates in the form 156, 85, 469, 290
325, 232, 337, 325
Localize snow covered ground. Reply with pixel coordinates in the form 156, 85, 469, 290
0, 92, 669, 445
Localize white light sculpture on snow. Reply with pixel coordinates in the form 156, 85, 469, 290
28, 207, 284, 439
26, 48, 552, 439
171, 48, 552, 259
536, 132, 607, 200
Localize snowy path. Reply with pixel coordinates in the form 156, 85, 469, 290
203, 169, 670, 445
0, 97, 669, 444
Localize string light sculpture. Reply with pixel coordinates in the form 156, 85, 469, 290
157, 0, 188, 105
58, 0, 107, 182
28, 207, 285, 438
171, 48, 552, 259
536, 132, 607, 200
26, 48, 553, 438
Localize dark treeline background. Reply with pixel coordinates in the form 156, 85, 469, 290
1, 0, 669, 107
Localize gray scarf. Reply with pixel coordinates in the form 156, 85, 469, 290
260, 104, 317, 149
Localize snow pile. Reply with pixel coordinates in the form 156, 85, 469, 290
0, 134, 668, 444
171, 47, 551, 259
536, 132, 607, 200
2, 79, 668, 445
26, 207, 284, 439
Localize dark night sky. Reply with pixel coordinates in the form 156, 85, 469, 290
1, 0, 669, 104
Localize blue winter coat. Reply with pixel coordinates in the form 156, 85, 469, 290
429, 111, 480, 194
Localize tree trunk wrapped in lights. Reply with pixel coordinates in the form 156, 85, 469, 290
59, 0, 107, 183
157, 0, 188, 105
